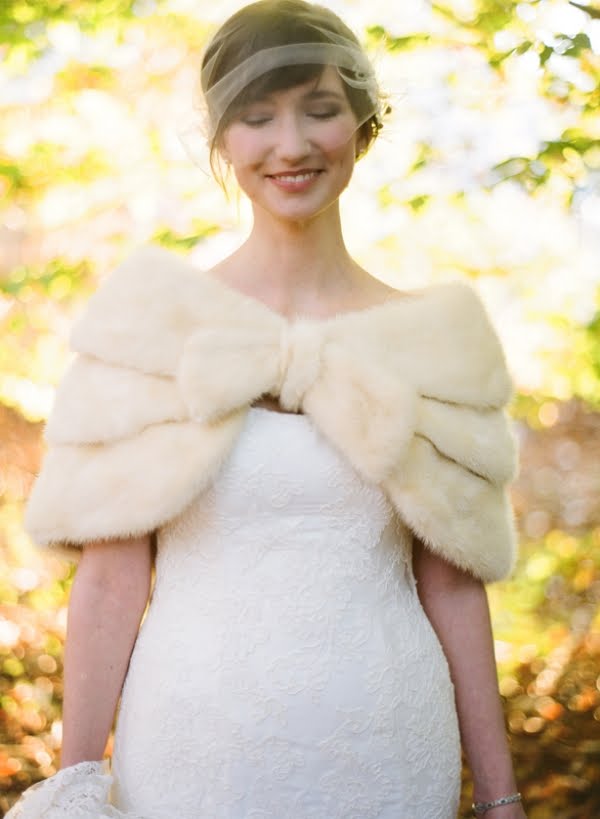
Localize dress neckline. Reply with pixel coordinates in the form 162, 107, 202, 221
249, 406, 308, 419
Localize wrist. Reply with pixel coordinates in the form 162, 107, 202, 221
472, 776, 519, 804
472, 792, 522, 816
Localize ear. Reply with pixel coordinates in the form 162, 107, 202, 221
354, 125, 368, 159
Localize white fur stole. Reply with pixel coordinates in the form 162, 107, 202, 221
24, 245, 519, 582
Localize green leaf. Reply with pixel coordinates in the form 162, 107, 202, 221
406, 194, 430, 212
516, 39, 533, 55
365, 25, 430, 51
568, 1, 600, 20
151, 223, 221, 251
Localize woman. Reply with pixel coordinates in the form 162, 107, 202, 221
11, 1, 525, 817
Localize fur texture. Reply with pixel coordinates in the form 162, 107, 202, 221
24, 244, 519, 581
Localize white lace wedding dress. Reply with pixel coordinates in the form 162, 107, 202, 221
112, 406, 461, 819
10, 407, 461, 819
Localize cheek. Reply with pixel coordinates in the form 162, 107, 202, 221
222, 131, 265, 167
320, 122, 358, 158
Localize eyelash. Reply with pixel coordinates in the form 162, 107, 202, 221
241, 118, 271, 127
310, 109, 340, 120
241, 108, 340, 126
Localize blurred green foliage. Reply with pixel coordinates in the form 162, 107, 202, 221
152, 220, 222, 251
1, 0, 143, 68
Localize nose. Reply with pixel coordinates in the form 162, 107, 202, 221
274, 111, 311, 161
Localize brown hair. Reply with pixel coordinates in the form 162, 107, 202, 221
200, 0, 386, 182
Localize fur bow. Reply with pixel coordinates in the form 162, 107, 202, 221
24, 244, 519, 582
177, 312, 418, 483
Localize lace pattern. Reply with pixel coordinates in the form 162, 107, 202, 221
4, 760, 145, 819
112, 409, 461, 818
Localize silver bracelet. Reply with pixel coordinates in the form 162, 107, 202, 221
472, 792, 522, 815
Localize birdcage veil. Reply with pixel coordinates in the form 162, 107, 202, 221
201, 30, 382, 140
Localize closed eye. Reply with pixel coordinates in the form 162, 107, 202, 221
241, 116, 272, 127
240, 106, 341, 126
307, 107, 341, 119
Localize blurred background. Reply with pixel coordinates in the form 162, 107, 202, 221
0, 0, 599, 816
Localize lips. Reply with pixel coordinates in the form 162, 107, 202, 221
265, 169, 324, 192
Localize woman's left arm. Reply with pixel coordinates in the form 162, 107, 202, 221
412, 538, 527, 819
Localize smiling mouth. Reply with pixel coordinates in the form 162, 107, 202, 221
267, 170, 323, 182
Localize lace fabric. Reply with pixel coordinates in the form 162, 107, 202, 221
111, 409, 461, 818
4, 760, 145, 819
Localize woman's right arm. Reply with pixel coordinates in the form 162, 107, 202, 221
59, 534, 153, 769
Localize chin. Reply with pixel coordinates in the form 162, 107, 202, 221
260, 185, 352, 224
266, 202, 334, 225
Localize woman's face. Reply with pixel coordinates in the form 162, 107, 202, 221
219, 65, 360, 223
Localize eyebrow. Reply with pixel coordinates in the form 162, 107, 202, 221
246, 88, 346, 107
302, 89, 345, 101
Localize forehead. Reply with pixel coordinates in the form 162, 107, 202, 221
247, 64, 347, 104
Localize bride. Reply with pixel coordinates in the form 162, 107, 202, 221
11, 2, 525, 817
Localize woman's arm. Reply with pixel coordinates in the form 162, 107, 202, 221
412, 538, 526, 818
59, 534, 153, 768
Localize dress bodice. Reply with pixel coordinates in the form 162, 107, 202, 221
111, 407, 460, 819
153, 406, 412, 602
